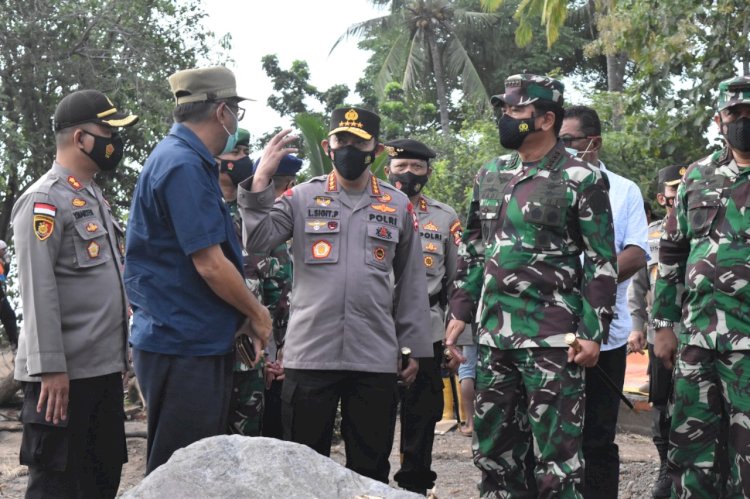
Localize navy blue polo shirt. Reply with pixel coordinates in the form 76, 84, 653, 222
125, 123, 244, 356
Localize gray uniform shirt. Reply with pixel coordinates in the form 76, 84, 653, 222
12, 162, 128, 381
238, 172, 432, 373
416, 195, 463, 344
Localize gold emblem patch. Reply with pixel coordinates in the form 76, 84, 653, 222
72, 198, 87, 207
377, 193, 392, 203
67, 176, 82, 190
425, 243, 438, 252
85, 222, 99, 233
315, 196, 332, 206
307, 220, 326, 231
423, 221, 439, 231
519, 122, 529, 133
679, 167, 686, 176
312, 240, 332, 259
344, 109, 359, 121
87, 241, 100, 258
33, 215, 55, 241
374, 247, 386, 261
424, 255, 434, 268
371, 203, 396, 213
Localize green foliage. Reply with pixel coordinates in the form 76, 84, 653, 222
0, 0, 226, 240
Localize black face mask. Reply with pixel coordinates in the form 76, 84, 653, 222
331, 145, 375, 180
219, 156, 254, 185
724, 117, 750, 152
81, 130, 124, 171
497, 113, 537, 150
388, 172, 429, 198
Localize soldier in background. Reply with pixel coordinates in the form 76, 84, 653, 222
627, 164, 684, 497
652, 75, 750, 497
239, 107, 432, 483
383, 139, 463, 495
445, 74, 617, 497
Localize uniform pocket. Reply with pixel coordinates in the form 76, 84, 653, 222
421, 238, 444, 276
19, 383, 70, 471
521, 196, 567, 250
366, 223, 400, 270
72, 219, 111, 268
303, 219, 340, 264
686, 197, 720, 238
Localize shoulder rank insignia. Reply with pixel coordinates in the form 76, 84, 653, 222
370, 175, 381, 196
67, 176, 83, 190
72, 198, 87, 207
315, 196, 333, 206
423, 221, 439, 231
371, 203, 396, 214
85, 222, 99, 233
312, 240, 332, 259
87, 241, 100, 259
419, 197, 428, 211
33, 215, 55, 241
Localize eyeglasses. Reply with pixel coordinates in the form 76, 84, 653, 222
229, 105, 246, 121
560, 135, 589, 145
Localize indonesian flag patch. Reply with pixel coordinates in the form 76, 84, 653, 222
33, 202, 57, 217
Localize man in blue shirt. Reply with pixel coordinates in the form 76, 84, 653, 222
561, 106, 649, 498
125, 66, 271, 474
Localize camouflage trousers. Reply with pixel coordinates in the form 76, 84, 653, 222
227, 359, 265, 437
473, 345, 585, 499
669, 346, 747, 498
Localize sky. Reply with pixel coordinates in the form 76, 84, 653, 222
200, 0, 387, 139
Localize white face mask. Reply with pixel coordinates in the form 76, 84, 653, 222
566, 138, 597, 160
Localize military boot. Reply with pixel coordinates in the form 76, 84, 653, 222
652, 442, 672, 498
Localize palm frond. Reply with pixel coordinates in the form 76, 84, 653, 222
402, 28, 430, 94
453, 10, 501, 30
329, 14, 395, 55
294, 113, 332, 176
444, 36, 491, 110
479, 0, 505, 12
373, 30, 411, 97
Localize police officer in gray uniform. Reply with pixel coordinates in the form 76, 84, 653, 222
238, 107, 432, 483
383, 139, 463, 494
12, 89, 137, 498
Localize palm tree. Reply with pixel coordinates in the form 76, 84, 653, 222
332, 0, 498, 136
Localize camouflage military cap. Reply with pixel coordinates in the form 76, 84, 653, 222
490, 73, 564, 108
717, 75, 750, 111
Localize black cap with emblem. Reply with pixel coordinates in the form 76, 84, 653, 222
328, 107, 380, 141
53, 90, 139, 131
658, 165, 685, 189
383, 139, 437, 162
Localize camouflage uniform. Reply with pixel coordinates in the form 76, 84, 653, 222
449, 75, 617, 499
652, 76, 750, 498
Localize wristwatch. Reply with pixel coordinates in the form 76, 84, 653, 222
652, 318, 674, 330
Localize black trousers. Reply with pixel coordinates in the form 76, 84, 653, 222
582, 344, 627, 499
132, 348, 233, 475
394, 341, 444, 492
282, 368, 398, 483
20, 373, 126, 499
262, 379, 284, 439
648, 342, 674, 445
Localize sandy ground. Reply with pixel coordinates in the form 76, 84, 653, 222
0, 347, 661, 498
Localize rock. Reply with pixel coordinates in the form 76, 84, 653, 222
122, 435, 421, 499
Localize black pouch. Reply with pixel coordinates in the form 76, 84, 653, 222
19, 382, 70, 471
236, 334, 257, 367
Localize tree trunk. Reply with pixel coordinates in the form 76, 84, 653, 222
427, 32, 451, 136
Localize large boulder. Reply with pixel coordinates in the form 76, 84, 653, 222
122, 435, 421, 499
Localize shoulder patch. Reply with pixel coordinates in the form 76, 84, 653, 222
33, 215, 55, 241
33, 202, 57, 218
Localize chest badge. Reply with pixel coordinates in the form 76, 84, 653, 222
424, 255, 434, 268
376, 226, 392, 239
85, 222, 99, 233
307, 220, 326, 231
371, 203, 396, 213
373, 246, 386, 261
376, 193, 392, 203
315, 196, 332, 206
423, 221, 439, 231
312, 240, 332, 259
425, 242, 438, 253
72, 198, 87, 207
87, 241, 100, 259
